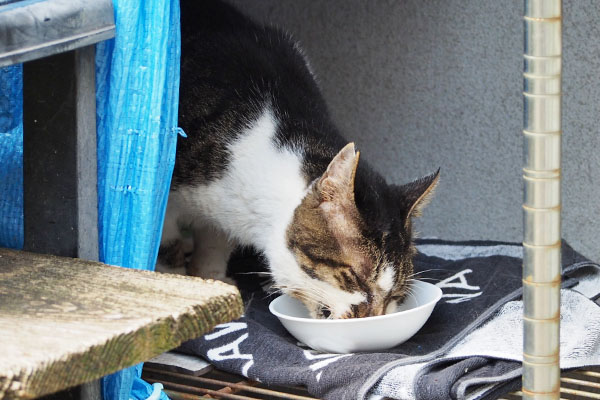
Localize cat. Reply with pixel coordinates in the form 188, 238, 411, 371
159, 0, 439, 319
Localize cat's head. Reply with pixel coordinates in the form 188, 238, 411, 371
285, 143, 439, 319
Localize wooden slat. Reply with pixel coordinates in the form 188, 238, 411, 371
145, 352, 214, 377
0, 248, 244, 400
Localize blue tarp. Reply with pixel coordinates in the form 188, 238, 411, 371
96, 0, 180, 272
0, 0, 181, 398
0, 64, 23, 249
96, 0, 180, 398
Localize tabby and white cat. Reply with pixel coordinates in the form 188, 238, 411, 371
160, 0, 439, 319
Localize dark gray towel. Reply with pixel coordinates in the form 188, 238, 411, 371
178, 240, 600, 400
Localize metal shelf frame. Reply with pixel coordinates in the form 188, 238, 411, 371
522, 0, 563, 398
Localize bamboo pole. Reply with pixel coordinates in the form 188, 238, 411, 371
522, 0, 562, 399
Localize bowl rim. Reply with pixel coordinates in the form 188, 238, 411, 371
269, 279, 442, 324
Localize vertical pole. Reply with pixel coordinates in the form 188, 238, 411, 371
23, 46, 99, 261
23, 46, 100, 400
522, 1, 562, 399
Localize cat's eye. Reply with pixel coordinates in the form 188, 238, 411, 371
320, 307, 331, 318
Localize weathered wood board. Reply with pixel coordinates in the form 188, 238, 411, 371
0, 248, 244, 399
145, 352, 213, 376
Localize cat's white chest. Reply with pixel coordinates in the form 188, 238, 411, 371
178, 107, 307, 250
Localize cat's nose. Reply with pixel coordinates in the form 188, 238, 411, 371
368, 306, 386, 317
339, 301, 386, 318
369, 304, 385, 317
363, 299, 387, 318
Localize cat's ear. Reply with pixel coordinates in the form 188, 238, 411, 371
317, 142, 360, 203
397, 169, 440, 219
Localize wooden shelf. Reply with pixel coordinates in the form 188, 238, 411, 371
0, 0, 115, 67
0, 248, 244, 399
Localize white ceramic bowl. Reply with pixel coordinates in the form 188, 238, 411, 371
269, 280, 442, 353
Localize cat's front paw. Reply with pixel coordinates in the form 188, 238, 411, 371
157, 239, 188, 274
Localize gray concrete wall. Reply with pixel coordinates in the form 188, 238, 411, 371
231, 1, 600, 261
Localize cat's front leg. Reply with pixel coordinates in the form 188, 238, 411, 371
157, 192, 188, 274
189, 225, 235, 284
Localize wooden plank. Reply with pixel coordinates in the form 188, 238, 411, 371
0, 0, 115, 67
145, 352, 214, 376
0, 248, 244, 400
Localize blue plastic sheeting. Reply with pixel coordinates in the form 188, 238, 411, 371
102, 363, 169, 400
0, 64, 23, 250
95, 0, 180, 271
95, 0, 180, 398
0, 0, 180, 397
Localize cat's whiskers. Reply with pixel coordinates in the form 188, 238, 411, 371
407, 276, 440, 283
401, 285, 419, 305
408, 268, 445, 277
284, 290, 332, 315
273, 281, 343, 314
272, 283, 327, 304
236, 271, 274, 276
